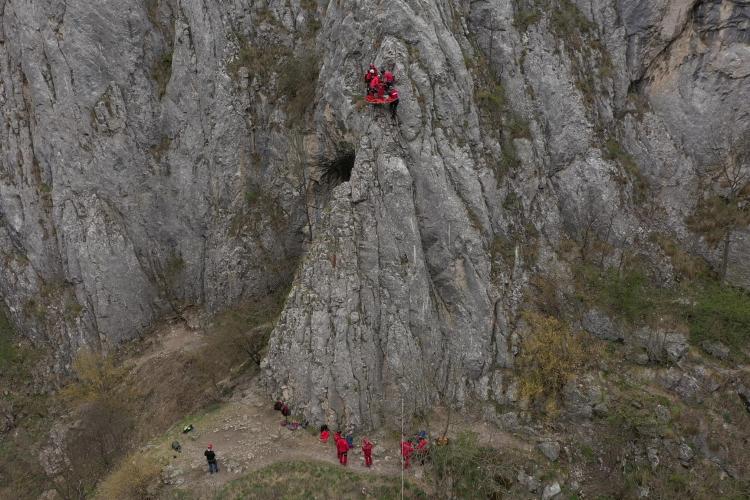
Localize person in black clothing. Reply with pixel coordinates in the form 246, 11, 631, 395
389, 87, 400, 119
204, 443, 218, 474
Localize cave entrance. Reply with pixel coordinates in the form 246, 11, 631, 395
319, 144, 355, 186
304, 143, 356, 235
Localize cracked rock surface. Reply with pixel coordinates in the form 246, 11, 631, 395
1, 0, 748, 423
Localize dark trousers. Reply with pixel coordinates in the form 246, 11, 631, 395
208, 461, 218, 473
390, 99, 399, 118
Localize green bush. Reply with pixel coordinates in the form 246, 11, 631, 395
429, 431, 513, 498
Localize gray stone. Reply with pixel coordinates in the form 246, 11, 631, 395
582, 309, 624, 342
663, 333, 689, 363
654, 405, 671, 425
738, 385, 750, 414
542, 482, 562, 500
678, 443, 695, 467
537, 440, 561, 462
701, 341, 730, 360
563, 376, 603, 421
161, 464, 185, 486
517, 471, 541, 493
634, 329, 688, 364
647, 447, 660, 471
593, 402, 609, 418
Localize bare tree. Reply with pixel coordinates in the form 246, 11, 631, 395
687, 138, 750, 282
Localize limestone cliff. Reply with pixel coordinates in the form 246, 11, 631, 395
1, 0, 748, 423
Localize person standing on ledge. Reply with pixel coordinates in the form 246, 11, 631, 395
204, 443, 219, 474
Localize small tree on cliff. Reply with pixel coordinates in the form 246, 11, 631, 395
687, 138, 750, 282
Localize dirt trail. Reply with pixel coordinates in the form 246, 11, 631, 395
128, 321, 206, 371
155, 383, 411, 498
127, 324, 536, 499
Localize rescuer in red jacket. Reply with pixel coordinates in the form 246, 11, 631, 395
369, 74, 380, 96
401, 439, 414, 469
361, 437, 374, 467
382, 67, 395, 90
364, 67, 376, 88
336, 434, 350, 465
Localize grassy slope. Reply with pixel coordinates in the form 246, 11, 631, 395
216, 461, 426, 500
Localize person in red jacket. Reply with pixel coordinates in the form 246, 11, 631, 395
320, 424, 330, 444
364, 68, 376, 88
388, 87, 399, 118
336, 434, 350, 465
361, 437, 374, 467
381, 67, 395, 90
401, 439, 414, 469
368, 74, 380, 96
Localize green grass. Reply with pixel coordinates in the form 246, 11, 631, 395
278, 54, 321, 127
216, 461, 427, 499
514, 1, 542, 31
0, 305, 15, 370
688, 281, 750, 350
576, 263, 750, 356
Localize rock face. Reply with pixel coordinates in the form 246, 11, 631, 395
1, 1, 748, 424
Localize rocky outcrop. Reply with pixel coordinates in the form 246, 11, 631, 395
0, 0, 309, 367
265, 0, 749, 428
1, 1, 747, 424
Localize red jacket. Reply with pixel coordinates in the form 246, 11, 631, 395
365, 69, 375, 83
369, 76, 380, 90
320, 430, 330, 442
390, 88, 399, 100
401, 441, 414, 457
362, 439, 373, 453
417, 438, 428, 451
336, 438, 349, 453
383, 70, 394, 83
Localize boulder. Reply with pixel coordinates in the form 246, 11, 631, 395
678, 443, 695, 467
542, 482, 562, 500
582, 309, 624, 342
537, 440, 561, 462
517, 471, 541, 493
700, 340, 730, 360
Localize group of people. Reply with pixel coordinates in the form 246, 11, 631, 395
199, 399, 436, 475
364, 63, 400, 118
400, 431, 430, 469
320, 425, 375, 467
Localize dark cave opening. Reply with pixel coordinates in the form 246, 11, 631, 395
319, 143, 355, 185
